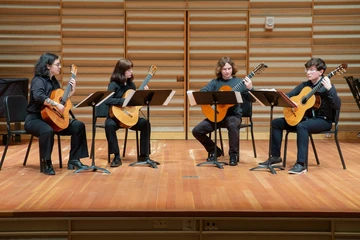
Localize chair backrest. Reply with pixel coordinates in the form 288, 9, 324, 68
241, 98, 252, 118
4, 95, 28, 124
95, 103, 109, 118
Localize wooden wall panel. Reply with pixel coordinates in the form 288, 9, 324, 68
125, 10, 186, 138
61, 0, 125, 130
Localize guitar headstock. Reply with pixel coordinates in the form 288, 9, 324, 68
148, 65, 157, 76
328, 63, 347, 78
252, 62, 268, 74
70, 64, 78, 77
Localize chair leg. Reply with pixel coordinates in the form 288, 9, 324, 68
0, 135, 10, 170
57, 134, 62, 169
283, 131, 290, 168
309, 135, 320, 165
23, 135, 34, 167
335, 133, 346, 169
136, 130, 140, 157
123, 128, 128, 158
218, 128, 224, 156
250, 124, 257, 158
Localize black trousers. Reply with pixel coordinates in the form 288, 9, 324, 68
105, 117, 151, 156
25, 113, 89, 161
192, 115, 241, 156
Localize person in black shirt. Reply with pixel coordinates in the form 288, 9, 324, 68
25, 53, 89, 175
192, 56, 254, 166
258, 57, 341, 174
104, 58, 151, 167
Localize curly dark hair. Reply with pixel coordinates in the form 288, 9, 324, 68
215, 56, 238, 78
34, 53, 59, 78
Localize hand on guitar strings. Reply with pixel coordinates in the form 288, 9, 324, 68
144, 85, 149, 90
243, 76, 253, 90
321, 76, 332, 90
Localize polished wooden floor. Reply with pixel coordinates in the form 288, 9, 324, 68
0, 138, 359, 218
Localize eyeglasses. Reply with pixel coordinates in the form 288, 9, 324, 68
52, 63, 61, 67
305, 68, 318, 73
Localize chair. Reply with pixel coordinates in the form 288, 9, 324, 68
91, 103, 139, 163
0, 95, 62, 172
283, 106, 346, 171
209, 98, 257, 159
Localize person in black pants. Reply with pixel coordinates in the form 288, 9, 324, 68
258, 57, 341, 174
25, 53, 89, 175
192, 56, 254, 166
104, 58, 151, 167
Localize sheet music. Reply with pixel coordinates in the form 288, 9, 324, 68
163, 90, 176, 106
187, 90, 196, 106
122, 89, 136, 107
95, 91, 115, 106
234, 91, 243, 103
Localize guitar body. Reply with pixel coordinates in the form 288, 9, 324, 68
201, 85, 234, 122
283, 86, 315, 126
41, 88, 73, 132
109, 89, 142, 128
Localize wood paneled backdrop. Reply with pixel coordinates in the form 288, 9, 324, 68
0, 0, 359, 140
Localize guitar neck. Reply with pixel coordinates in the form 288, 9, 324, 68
304, 71, 336, 100
61, 74, 76, 105
139, 74, 152, 90
232, 72, 254, 92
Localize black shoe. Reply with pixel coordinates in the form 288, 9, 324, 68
68, 159, 88, 170
258, 156, 282, 166
110, 155, 122, 167
229, 155, 238, 166
207, 148, 223, 162
288, 162, 307, 174
43, 160, 55, 175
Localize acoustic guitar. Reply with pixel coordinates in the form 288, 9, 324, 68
41, 64, 77, 132
109, 65, 157, 128
283, 63, 347, 126
201, 63, 268, 122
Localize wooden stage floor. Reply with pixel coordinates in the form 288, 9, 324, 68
0, 138, 359, 218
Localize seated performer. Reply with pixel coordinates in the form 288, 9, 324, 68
104, 58, 152, 167
25, 53, 89, 175
192, 56, 254, 166
258, 57, 341, 174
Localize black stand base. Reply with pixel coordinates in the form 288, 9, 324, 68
129, 160, 160, 169
74, 165, 111, 174
249, 164, 284, 174
196, 160, 229, 169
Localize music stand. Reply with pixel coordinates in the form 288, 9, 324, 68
189, 91, 242, 169
73, 91, 114, 174
249, 89, 297, 174
125, 89, 175, 169
344, 76, 360, 137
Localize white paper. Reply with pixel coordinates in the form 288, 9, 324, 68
187, 90, 197, 106
234, 91, 243, 103
95, 91, 114, 106
122, 89, 136, 107
163, 90, 176, 106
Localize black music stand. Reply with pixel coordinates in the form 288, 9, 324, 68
345, 76, 360, 138
73, 91, 114, 174
125, 89, 175, 169
190, 91, 242, 169
249, 90, 296, 174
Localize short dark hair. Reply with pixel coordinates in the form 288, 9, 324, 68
215, 56, 238, 78
34, 53, 59, 78
305, 58, 327, 74
110, 58, 134, 84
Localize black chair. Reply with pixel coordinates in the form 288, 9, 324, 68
0, 95, 62, 172
283, 106, 346, 171
91, 103, 139, 163
209, 98, 257, 160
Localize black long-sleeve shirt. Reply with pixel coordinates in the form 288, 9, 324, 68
104, 81, 136, 107
200, 76, 253, 116
27, 76, 60, 114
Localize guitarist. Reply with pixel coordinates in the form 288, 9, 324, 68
25, 53, 89, 175
192, 56, 255, 166
258, 58, 341, 174
104, 58, 152, 167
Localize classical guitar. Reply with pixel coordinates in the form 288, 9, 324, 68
41, 64, 77, 132
201, 63, 267, 122
283, 63, 347, 126
109, 65, 157, 128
